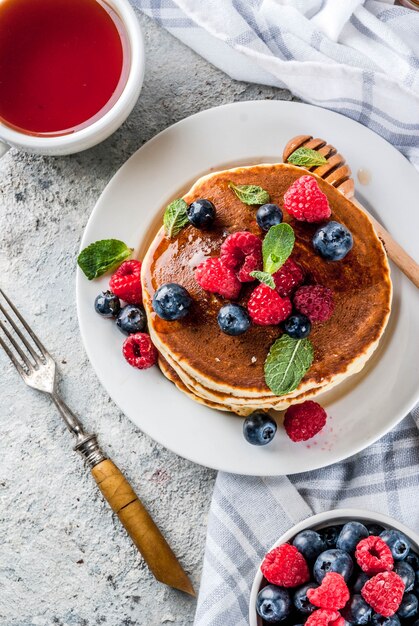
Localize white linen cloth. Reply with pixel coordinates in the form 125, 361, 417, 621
132, 1, 419, 623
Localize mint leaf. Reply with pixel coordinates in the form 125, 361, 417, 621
264, 335, 314, 396
163, 198, 189, 238
228, 182, 270, 205
77, 239, 132, 280
262, 223, 295, 274
250, 271, 275, 289
287, 147, 327, 167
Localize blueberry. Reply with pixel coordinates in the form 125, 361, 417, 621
337, 522, 369, 554
94, 291, 120, 317
313, 221, 353, 261
256, 585, 291, 623
217, 304, 250, 336
283, 314, 311, 339
243, 412, 277, 446
293, 583, 317, 614
116, 305, 146, 335
380, 529, 410, 561
153, 283, 192, 321
319, 526, 343, 550
256, 204, 283, 231
293, 531, 326, 563
342, 594, 372, 625
187, 198, 216, 229
398, 593, 418, 619
367, 523, 385, 536
372, 614, 401, 626
353, 572, 369, 593
394, 561, 415, 592
314, 549, 354, 583
406, 551, 419, 571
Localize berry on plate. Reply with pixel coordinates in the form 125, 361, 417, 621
293, 285, 334, 323
109, 260, 142, 304
116, 304, 147, 336
361, 571, 405, 617
337, 521, 369, 554
122, 333, 157, 370
195, 257, 241, 299
261, 544, 310, 587
393, 561, 415, 592
313, 221, 353, 261
314, 549, 354, 584
293, 583, 317, 614
243, 412, 277, 446
319, 527, 343, 550
247, 283, 292, 326
187, 198, 216, 229
256, 585, 292, 623
94, 291, 121, 318
380, 530, 411, 561
353, 572, 370, 593
305, 608, 344, 626
273, 258, 305, 297
398, 593, 418, 619
283, 175, 331, 223
307, 572, 350, 610
355, 536, 394, 574
217, 303, 250, 336
293, 530, 326, 563
284, 313, 311, 339
220, 231, 262, 282
256, 203, 283, 231
153, 283, 192, 321
371, 613, 401, 626
342, 594, 372, 625
284, 401, 327, 442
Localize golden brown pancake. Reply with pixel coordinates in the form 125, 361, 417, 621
142, 163, 391, 413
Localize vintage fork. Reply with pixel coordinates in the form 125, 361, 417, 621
0, 288, 194, 596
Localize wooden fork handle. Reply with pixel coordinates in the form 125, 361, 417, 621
91, 459, 195, 596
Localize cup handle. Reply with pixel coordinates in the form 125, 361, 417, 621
0, 139, 10, 158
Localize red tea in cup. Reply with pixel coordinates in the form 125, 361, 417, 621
0, 0, 127, 135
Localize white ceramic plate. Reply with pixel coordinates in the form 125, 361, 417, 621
249, 508, 419, 626
76, 100, 419, 476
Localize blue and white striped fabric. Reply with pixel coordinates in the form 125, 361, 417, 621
132, 1, 419, 623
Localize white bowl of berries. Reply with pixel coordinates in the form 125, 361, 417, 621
249, 509, 419, 626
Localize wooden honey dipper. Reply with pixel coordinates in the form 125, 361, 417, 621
283, 135, 419, 289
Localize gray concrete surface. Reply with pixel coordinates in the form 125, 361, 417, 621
0, 11, 293, 626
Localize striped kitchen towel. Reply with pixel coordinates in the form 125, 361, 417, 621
132, 1, 419, 623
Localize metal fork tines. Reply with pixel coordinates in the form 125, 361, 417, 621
0, 288, 105, 467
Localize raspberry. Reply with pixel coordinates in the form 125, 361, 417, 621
355, 536, 394, 574
122, 333, 157, 370
307, 573, 350, 610
361, 571, 405, 617
109, 260, 142, 305
283, 175, 331, 222
220, 231, 262, 282
195, 257, 241, 300
293, 285, 334, 323
261, 544, 310, 588
247, 284, 292, 326
284, 401, 327, 442
306, 610, 344, 626
273, 258, 305, 297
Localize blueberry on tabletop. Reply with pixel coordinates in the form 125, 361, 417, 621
337, 522, 369, 554
256, 203, 283, 231
393, 561, 415, 592
217, 303, 251, 336
367, 524, 385, 536
283, 313, 311, 339
293, 530, 326, 563
94, 291, 121, 317
314, 549, 354, 583
319, 526, 343, 550
380, 529, 410, 561
187, 198, 216, 229
256, 585, 291, 623
313, 221, 353, 261
398, 593, 418, 619
116, 305, 147, 336
243, 412, 277, 446
293, 583, 317, 615
153, 283, 192, 321
342, 594, 372, 625
353, 571, 370, 593
372, 614, 401, 626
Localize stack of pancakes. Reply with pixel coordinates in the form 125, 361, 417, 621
141, 163, 392, 416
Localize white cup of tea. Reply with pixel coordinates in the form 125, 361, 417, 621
0, 0, 144, 157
